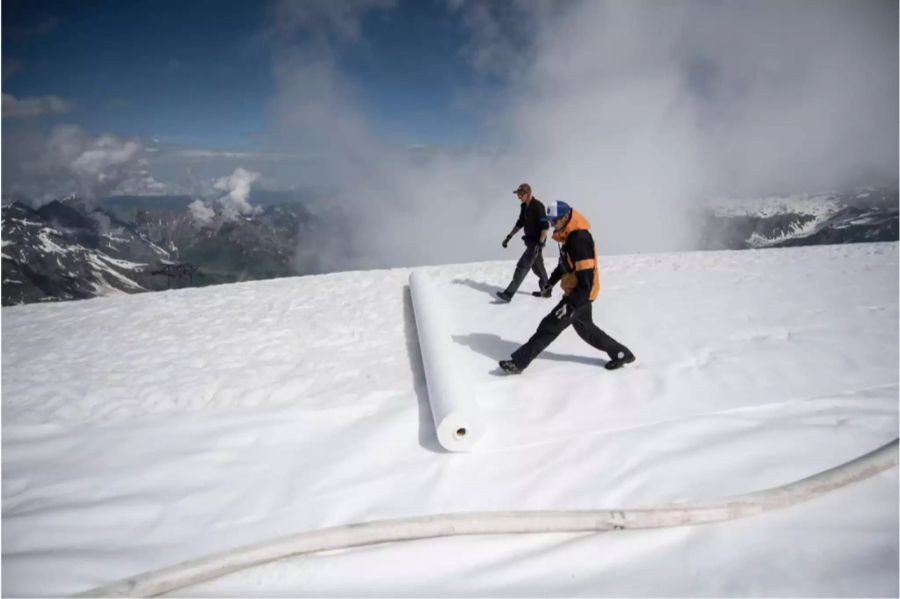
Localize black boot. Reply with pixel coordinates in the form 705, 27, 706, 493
499, 359, 523, 374
531, 287, 552, 298
605, 349, 636, 370
496, 290, 512, 302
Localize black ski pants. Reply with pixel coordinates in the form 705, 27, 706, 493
504, 243, 549, 295
511, 298, 629, 370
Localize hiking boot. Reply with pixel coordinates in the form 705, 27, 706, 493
496, 290, 513, 302
531, 287, 552, 298
499, 359, 523, 374
605, 350, 636, 371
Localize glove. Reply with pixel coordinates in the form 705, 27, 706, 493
537, 239, 546, 248
502, 235, 511, 248
554, 301, 571, 320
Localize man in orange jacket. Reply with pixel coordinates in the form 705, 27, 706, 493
500, 200, 636, 374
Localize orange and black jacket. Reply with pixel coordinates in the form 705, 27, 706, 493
546, 210, 600, 306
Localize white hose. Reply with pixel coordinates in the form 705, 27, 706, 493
75, 438, 898, 597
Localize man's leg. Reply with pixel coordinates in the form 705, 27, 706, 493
571, 303, 634, 363
503, 244, 538, 296
530, 245, 549, 288
509, 299, 573, 369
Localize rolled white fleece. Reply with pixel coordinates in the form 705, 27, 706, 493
409, 271, 484, 451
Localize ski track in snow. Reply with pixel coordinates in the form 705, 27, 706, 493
1, 242, 898, 596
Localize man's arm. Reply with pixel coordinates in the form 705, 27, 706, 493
510, 205, 526, 238
503, 204, 527, 247
536, 203, 549, 245
502, 225, 522, 248
565, 231, 595, 306
546, 265, 561, 288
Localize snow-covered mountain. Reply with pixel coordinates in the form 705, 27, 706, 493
701, 188, 898, 249
1, 197, 315, 305
1, 199, 172, 304
2, 243, 897, 596
2, 188, 897, 306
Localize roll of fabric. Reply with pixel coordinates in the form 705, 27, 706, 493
409, 270, 484, 451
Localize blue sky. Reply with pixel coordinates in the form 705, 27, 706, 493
4, 0, 266, 147
2, 0, 497, 149
2, 0, 896, 249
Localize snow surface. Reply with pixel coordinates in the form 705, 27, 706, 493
35, 227, 69, 255
2, 243, 898, 597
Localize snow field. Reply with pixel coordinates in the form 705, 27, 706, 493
2, 242, 897, 596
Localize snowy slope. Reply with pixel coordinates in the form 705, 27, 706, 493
703, 189, 899, 249
2, 243, 898, 596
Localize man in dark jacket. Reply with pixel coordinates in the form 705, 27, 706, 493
497, 183, 550, 302
499, 200, 636, 373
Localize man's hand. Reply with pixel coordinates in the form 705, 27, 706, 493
554, 301, 571, 320
502, 235, 511, 248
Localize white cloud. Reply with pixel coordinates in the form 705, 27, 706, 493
69, 136, 141, 178
212, 167, 261, 220
268, 0, 396, 44
110, 170, 168, 196
189, 199, 216, 225
2, 93, 73, 118
183, 167, 263, 224
489, 1, 899, 252
446, 0, 549, 78
265, 0, 897, 269
175, 148, 308, 161
2, 125, 169, 202
178, 149, 256, 160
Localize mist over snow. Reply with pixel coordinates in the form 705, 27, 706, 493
1, 0, 896, 274
249, 0, 898, 272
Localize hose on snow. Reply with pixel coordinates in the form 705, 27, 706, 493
75, 437, 898, 597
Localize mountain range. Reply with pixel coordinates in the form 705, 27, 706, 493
2, 188, 897, 306
700, 188, 898, 250
1, 196, 321, 306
